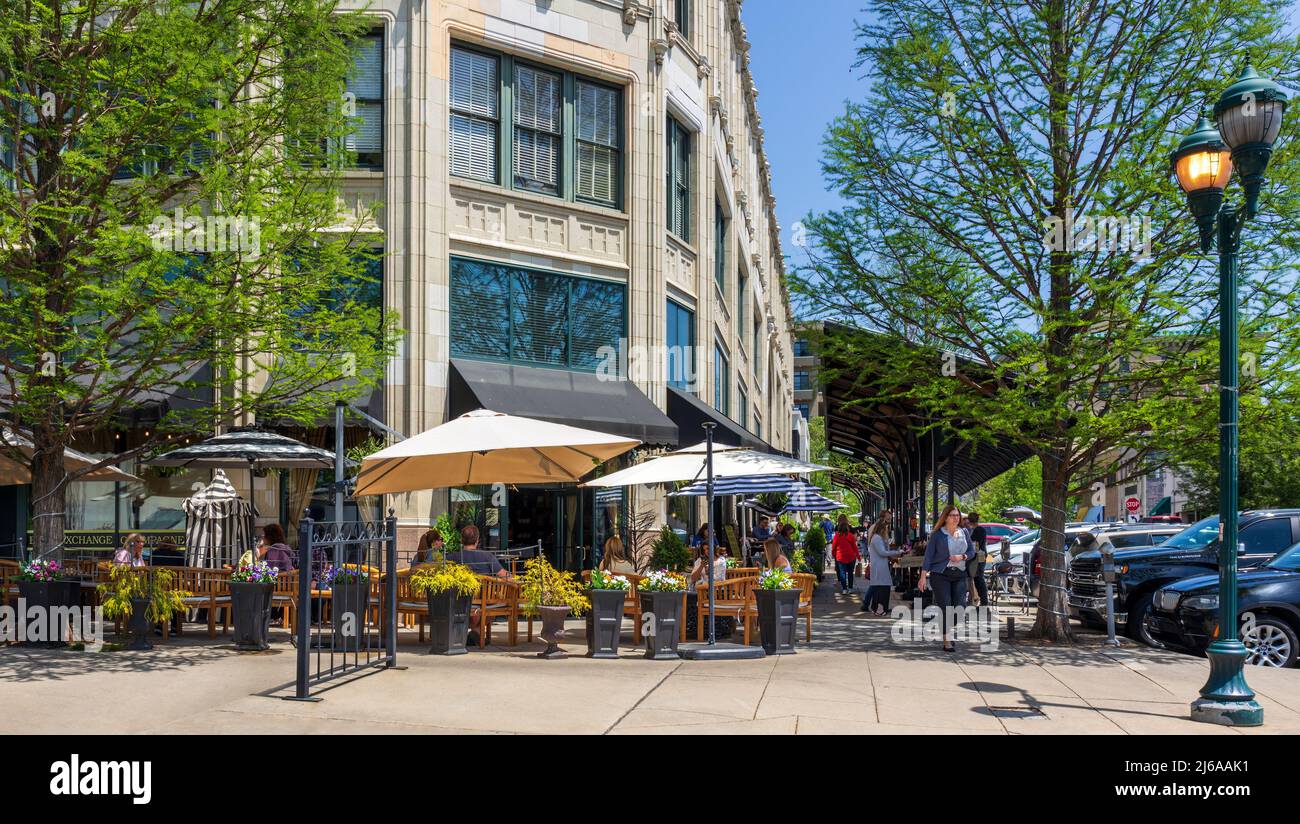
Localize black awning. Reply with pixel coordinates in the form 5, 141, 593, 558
666, 386, 771, 452
449, 359, 678, 446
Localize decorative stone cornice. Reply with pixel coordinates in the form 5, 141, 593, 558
652, 37, 669, 66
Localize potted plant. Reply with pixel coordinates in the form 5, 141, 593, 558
649, 526, 691, 572
637, 569, 686, 659
755, 569, 799, 655
519, 556, 589, 659
410, 562, 479, 655
97, 567, 189, 651
803, 528, 827, 582
229, 562, 278, 651
323, 565, 371, 652
585, 568, 630, 659
12, 560, 80, 646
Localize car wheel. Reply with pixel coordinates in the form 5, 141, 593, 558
1125, 593, 1161, 647
1243, 616, 1299, 668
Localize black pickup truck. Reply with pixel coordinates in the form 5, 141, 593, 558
1068, 510, 1300, 646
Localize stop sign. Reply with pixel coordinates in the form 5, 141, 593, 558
1124, 496, 1141, 514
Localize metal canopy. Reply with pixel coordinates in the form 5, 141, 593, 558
820, 324, 1034, 497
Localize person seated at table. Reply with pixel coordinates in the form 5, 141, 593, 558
763, 538, 794, 575
690, 523, 711, 550
598, 535, 637, 576
412, 529, 445, 566
113, 534, 147, 568
776, 523, 797, 557
446, 524, 508, 579
150, 538, 185, 567
257, 523, 296, 571
752, 516, 772, 543
687, 544, 728, 587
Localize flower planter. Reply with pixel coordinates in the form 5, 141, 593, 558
537, 605, 571, 659
16, 580, 81, 646
330, 582, 371, 652
585, 589, 626, 659
126, 597, 154, 651
755, 589, 800, 655
426, 590, 472, 655
229, 581, 274, 651
640, 591, 683, 660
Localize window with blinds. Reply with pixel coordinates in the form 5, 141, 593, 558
449, 257, 625, 372
450, 46, 500, 183
714, 343, 730, 416
344, 33, 384, 168
668, 118, 692, 240
576, 80, 619, 206
513, 64, 561, 195
450, 44, 623, 207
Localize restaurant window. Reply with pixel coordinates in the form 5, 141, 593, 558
713, 342, 729, 417
666, 299, 696, 392
449, 257, 625, 372
450, 44, 623, 208
334, 30, 384, 169
668, 117, 692, 240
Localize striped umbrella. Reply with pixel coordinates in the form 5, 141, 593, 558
182, 469, 257, 567
145, 428, 339, 470
781, 483, 846, 513
669, 474, 803, 497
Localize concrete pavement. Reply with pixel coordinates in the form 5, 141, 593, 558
3, 579, 1299, 734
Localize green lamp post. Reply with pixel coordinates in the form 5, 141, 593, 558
1170, 65, 1286, 727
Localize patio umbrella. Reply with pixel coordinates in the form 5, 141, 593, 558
669, 474, 803, 497
781, 483, 847, 513
581, 446, 829, 488
145, 428, 338, 470
182, 469, 257, 567
353, 409, 640, 496
0, 428, 137, 485
738, 498, 780, 518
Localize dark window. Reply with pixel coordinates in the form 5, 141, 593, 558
737, 386, 748, 429
668, 117, 692, 240
449, 257, 625, 372
1240, 518, 1294, 555
736, 269, 746, 338
714, 343, 729, 416
1107, 533, 1152, 549
666, 300, 696, 392
713, 200, 725, 292
794, 369, 811, 390
794, 338, 811, 357
674, 0, 691, 37
795, 402, 810, 419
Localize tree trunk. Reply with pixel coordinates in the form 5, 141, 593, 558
29, 427, 68, 563
1031, 446, 1073, 642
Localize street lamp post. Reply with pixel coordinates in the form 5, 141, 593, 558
1170, 65, 1286, 728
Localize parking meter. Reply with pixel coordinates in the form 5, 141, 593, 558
1098, 539, 1120, 646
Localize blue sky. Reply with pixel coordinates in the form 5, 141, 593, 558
743, 1, 867, 260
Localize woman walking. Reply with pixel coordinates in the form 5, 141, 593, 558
920, 505, 974, 652
831, 514, 859, 595
861, 510, 902, 615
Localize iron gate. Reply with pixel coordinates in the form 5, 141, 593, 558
289, 510, 399, 700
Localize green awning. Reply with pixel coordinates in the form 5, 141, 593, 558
1149, 496, 1172, 516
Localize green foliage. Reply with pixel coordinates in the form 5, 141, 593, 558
435, 511, 461, 555
518, 556, 589, 617
587, 568, 631, 590
803, 525, 826, 558
409, 562, 479, 598
0, 1, 402, 556
649, 525, 690, 572
97, 567, 190, 623
1180, 393, 1300, 514
791, 546, 810, 574
971, 458, 1043, 518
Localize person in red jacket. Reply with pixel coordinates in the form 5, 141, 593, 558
831, 514, 860, 595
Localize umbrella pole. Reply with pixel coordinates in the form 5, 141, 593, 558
704, 423, 716, 646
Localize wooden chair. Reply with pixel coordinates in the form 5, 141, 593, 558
794, 572, 816, 642
172, 567, 230, 638
726, 566, 760, 579
0, 559, 19, 608
381, 568, 430, 644
473, 574, 520, 647
694, 576, 756, 641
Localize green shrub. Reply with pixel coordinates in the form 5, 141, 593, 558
650, 525, 691, 572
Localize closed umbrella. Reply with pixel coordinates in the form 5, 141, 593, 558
182, 469, 257, 567
353, 409, 640, 496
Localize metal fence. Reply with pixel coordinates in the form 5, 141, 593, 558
289, 510, 399, 701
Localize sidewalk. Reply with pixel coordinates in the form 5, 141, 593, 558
3, 579, 1299, 734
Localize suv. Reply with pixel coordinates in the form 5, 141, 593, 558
1068, 510, 1300, 646
1092, 523, 1185, 549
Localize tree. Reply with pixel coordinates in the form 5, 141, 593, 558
971, 458, 1043, 519
1181, 392, 1300, 514
0, 2, 400, 559
791, 0, 1300, 641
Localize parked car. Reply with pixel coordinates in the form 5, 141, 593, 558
1140, 515, 1185, 525
1002, 529, 1039, 564
1068, 509, 1300, 646
1146, 540, 1300, 668
1092, 522, 1185, 549
976, 522, 1026, 559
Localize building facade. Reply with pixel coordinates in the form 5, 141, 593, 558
331, 0, 796, 557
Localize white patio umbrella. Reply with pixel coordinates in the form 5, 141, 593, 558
0, 428, 137, 485
353, 409, 641, 496
582, 444, 830, 487
182, 469, 257, 567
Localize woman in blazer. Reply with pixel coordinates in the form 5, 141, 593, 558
861, 510, 902, 615
920, 505, 975, 652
